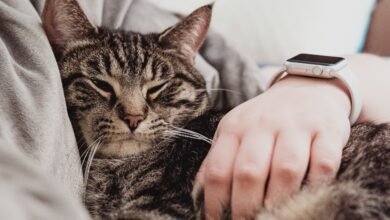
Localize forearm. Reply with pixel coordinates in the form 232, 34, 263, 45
346, 54, 390, 123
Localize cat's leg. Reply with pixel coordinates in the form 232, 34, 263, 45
256, 181, 388, 220
194, 181, 388, 220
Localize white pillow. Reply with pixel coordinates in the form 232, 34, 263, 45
146, 0, 376, 64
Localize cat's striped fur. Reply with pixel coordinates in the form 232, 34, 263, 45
43, 0, 210, 158
60, 29, 209, 158
42, 0, 390, 219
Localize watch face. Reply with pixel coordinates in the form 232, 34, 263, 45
287, 54, 345, 66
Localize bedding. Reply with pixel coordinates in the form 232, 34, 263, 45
147, 0, 376, 64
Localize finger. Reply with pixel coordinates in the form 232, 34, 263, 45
265, 131, 311, 208
194, 128, 220, 191
204, 133, 240, 219
308, 132, 344, 186
192, 157, 207, 202
231, 130, 274, 219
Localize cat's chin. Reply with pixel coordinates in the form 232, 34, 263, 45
96, 139, 152, 158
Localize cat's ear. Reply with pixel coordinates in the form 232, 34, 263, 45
158, 5, 212, 65
42, 0, 97, 53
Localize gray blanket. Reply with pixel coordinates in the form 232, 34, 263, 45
0, 0, 263, 219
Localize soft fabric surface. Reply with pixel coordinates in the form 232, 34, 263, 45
148, 0, 376, 64
0, 0, 83, 198
0, 0, 263, 218
0, 1, 89, 218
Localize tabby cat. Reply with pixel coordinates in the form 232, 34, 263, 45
42, 0, 390, 219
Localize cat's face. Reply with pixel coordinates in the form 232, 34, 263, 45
42, 0, 212, 157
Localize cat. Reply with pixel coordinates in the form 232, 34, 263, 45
42, 0, 390, 219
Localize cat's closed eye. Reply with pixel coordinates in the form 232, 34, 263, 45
91, 79, 116, 96
147, 82, 168, 99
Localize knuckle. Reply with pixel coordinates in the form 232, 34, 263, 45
257, 114, 275, 126
330, 126, 348, 138
234, 165, 262, 184
205, 166, 230, 185
313, 159, 339, 176
274, 163, 303, 184
219, 117, 240, 133
336, 129, 350, 143
318, 122, 350, 138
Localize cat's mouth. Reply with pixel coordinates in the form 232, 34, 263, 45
93, 129, 167, 158
83, 117, 170, 158
96, 138, 154, 158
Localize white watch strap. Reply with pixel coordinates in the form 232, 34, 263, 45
264, 66, 362, 125
264, 67, 286, 90
333, 66, 362, 124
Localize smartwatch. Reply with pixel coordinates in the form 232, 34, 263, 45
265, 53, 362, 125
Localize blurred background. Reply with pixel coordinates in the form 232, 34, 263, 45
146, 0, 377, 64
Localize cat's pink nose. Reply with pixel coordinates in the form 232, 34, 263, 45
124, 114, 145, 131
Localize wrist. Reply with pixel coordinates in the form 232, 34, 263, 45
271, 75, 352, 118
267, 54, 363, 124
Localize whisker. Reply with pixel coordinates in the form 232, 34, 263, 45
81, 137, 103, 168
166, 132, 212, 145
195, 88, 243, 96
164, 125, 214, 145
83, 138, 102, 185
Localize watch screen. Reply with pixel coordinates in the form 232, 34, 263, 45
287, 54, 345, 66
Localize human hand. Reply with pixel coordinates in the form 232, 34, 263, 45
194, 76, 352, 219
